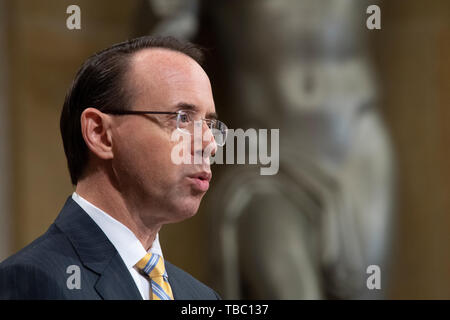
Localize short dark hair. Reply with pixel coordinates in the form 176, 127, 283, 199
60, 36, 204, 185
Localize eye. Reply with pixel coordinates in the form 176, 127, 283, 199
180, 110, 197, 122
179, 113, 189, 123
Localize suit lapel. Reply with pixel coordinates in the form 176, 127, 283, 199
94, 253, 142, 300
165, 261, 190, 300
55, 196, 142, 300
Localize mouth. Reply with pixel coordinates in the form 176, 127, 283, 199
187, 172, 212, 192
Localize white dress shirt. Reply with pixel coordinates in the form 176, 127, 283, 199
72, 192, 163, 300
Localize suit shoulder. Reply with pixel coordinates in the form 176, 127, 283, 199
0, 223, 79, 280
0, 224, 79, 299
165, 261, 221, 300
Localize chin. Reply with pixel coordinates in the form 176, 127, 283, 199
170, 197, 202, 222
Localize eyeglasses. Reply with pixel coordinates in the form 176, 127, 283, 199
102, 109, 228, 147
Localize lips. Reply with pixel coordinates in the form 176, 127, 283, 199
190, 172, 212, 182
187, 171, 212, 192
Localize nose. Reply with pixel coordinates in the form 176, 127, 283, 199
191, 120, 217, 159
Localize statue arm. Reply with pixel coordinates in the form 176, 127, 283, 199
237, 193, 324, 299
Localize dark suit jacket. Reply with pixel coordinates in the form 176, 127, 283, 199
0, 196, 220, 300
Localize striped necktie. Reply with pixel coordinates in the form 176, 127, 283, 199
136, 253, 174, 300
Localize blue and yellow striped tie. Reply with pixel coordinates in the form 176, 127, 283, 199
136, 253, 174, 300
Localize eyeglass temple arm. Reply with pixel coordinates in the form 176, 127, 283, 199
102, 110, 179, 115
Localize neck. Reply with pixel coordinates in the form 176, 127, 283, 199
75, 168, 161, 251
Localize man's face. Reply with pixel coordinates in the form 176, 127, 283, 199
110, 48, 217, 225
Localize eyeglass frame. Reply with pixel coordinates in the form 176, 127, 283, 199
101, 109, 228, 147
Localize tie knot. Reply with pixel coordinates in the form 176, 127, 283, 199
136, 253, 168, 280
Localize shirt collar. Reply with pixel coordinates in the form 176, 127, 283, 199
71, 192, 163, 269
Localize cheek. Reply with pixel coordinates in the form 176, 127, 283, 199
113, 122, 189, 190
126, 132, 182, 181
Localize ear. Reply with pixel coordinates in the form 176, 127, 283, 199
80, 108, 114, 160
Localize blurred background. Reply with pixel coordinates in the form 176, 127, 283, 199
0, 0, 449, 299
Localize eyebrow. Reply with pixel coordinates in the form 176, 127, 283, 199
173, 102, 218, 120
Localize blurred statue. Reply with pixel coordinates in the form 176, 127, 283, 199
145, 0, 200, 40
143, 0, 395, 299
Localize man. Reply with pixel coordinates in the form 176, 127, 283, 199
0, 36, 225, 299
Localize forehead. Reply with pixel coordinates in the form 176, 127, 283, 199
130, 48, 200, 77
127, 48, 215, 113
